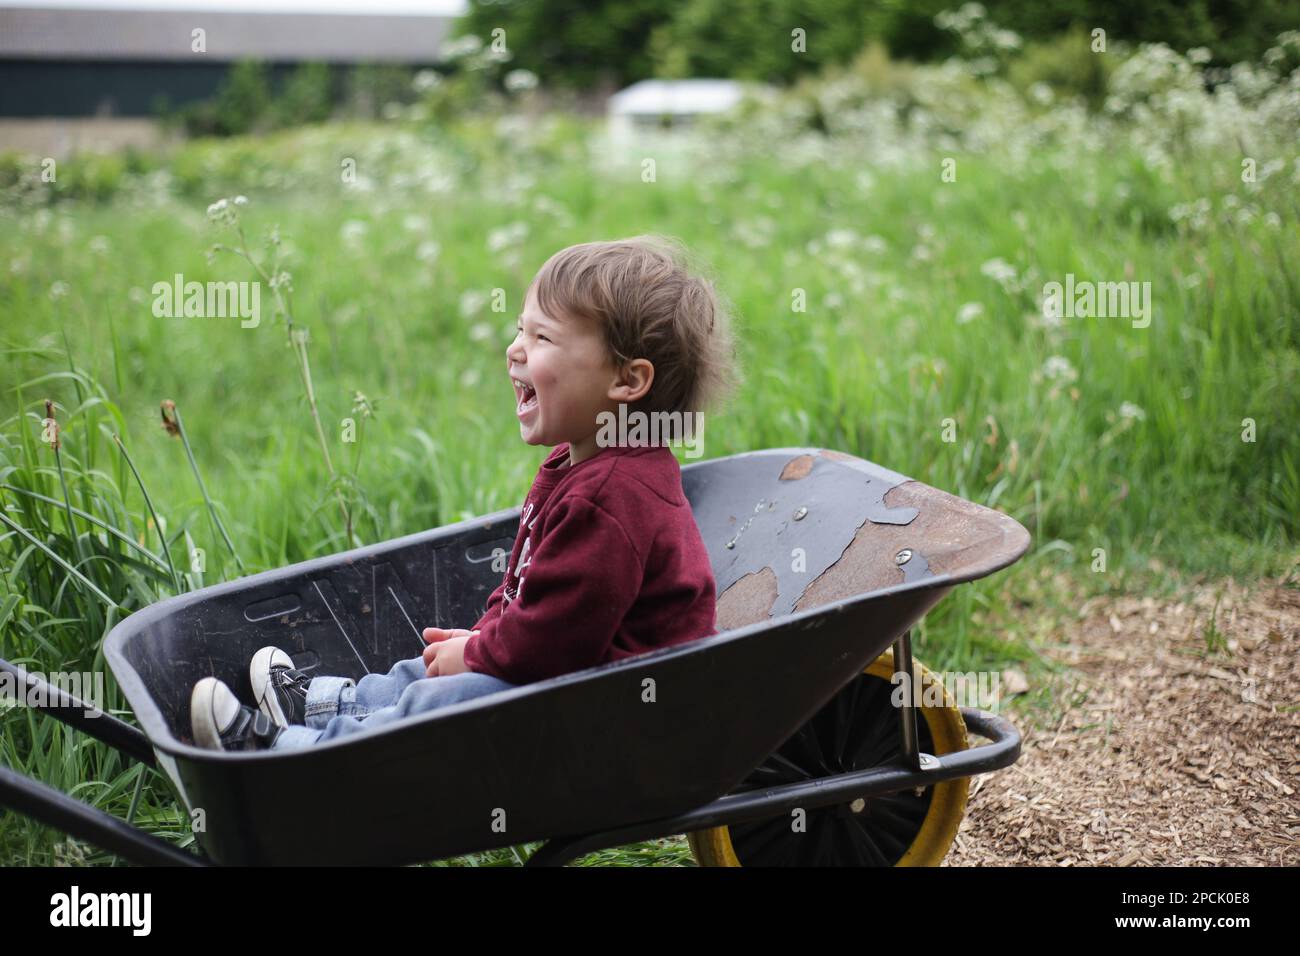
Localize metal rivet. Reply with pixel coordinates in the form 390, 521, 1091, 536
793, 507, 808, 521
725, 540, 735, 549
895, 548, 912, 565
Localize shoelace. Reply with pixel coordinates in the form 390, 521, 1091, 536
271, 666, 311, 694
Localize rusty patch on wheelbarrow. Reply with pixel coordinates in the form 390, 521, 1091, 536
706, 449, 1029, 631
778, 454, 814, 480
690, 449, 920, 628
716, 567, 779, 631
793, 480, 1027, 614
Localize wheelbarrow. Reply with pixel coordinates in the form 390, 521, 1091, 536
0, 447, 1030, 866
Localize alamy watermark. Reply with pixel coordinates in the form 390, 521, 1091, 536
49, 886, 151, 936
891, 668, 1002, 713
0, 669, 106, 716
151, 273, 261, 328
595, 403, 705, 459
1042, 273, 1151, 328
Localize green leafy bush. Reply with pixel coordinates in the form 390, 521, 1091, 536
1007, 27, 1116, 108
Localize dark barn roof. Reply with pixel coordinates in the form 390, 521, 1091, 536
0, 1, 466, 117
0, 1, 466, 62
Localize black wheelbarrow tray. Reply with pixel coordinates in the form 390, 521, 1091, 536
1, 447, 1030, 867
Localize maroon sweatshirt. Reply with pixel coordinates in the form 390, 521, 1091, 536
462, 442, 717, 684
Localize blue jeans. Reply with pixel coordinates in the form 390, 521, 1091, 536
271, 656, 517, 749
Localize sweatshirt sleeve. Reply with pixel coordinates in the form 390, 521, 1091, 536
462, 496, 645, 684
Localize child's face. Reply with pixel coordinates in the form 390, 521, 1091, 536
507, 288, 622, 461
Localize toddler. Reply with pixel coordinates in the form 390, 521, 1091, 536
191, 235, 737, 751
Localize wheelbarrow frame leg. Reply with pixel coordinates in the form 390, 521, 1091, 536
892, 628, 942, 773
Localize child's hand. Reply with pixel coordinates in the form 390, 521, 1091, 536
421, 627, 478, 677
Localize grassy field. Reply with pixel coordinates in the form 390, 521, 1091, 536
1, 47, 1297, 864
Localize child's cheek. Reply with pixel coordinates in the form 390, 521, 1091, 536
534, 370, 559, 404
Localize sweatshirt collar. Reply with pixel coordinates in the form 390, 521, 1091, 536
538, 441, 667, 479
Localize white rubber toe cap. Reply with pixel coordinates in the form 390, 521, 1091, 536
191, 677, 241, 750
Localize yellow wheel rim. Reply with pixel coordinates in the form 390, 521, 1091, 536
688, 649, 969, 866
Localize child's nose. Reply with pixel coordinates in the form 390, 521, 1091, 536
506, 336, 525, 366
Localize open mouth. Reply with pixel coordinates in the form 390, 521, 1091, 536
512, 377, 538, 416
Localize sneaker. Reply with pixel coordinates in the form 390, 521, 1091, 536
249, 646, 311, 728
190, 677, 283, 751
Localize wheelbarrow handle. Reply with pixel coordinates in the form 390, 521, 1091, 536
0, 657, 155, 765
0, 765, 205, 866
1, 657, 202, 865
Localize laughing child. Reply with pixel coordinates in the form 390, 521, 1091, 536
190, 235, 737, 750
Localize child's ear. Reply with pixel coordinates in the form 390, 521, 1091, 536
608, 358, 654, 404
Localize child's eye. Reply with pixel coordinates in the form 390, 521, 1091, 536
514, 322, 549, 343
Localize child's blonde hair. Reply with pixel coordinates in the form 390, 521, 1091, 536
527, 235, 740, 416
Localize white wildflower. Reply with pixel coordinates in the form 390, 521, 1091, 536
459, 288, 488, 319
483, 43, 513, 66
1119, 401, 1146, 420
980, 257, 1018, 291
957, 302, 984, 323
1028, 82, 1054, 106
206, 197, 239, 226
825, 229, 858, 249
486, 222, 528, 253
532, 195, 573, 227
1168, 198, 1211, 230
413, 70, 442, 94
1042, 355, 1077, 382
340, 220, 368, 246
505, 70, 539, 93
992, 29, 1022, 51
440, 35, 484, 62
